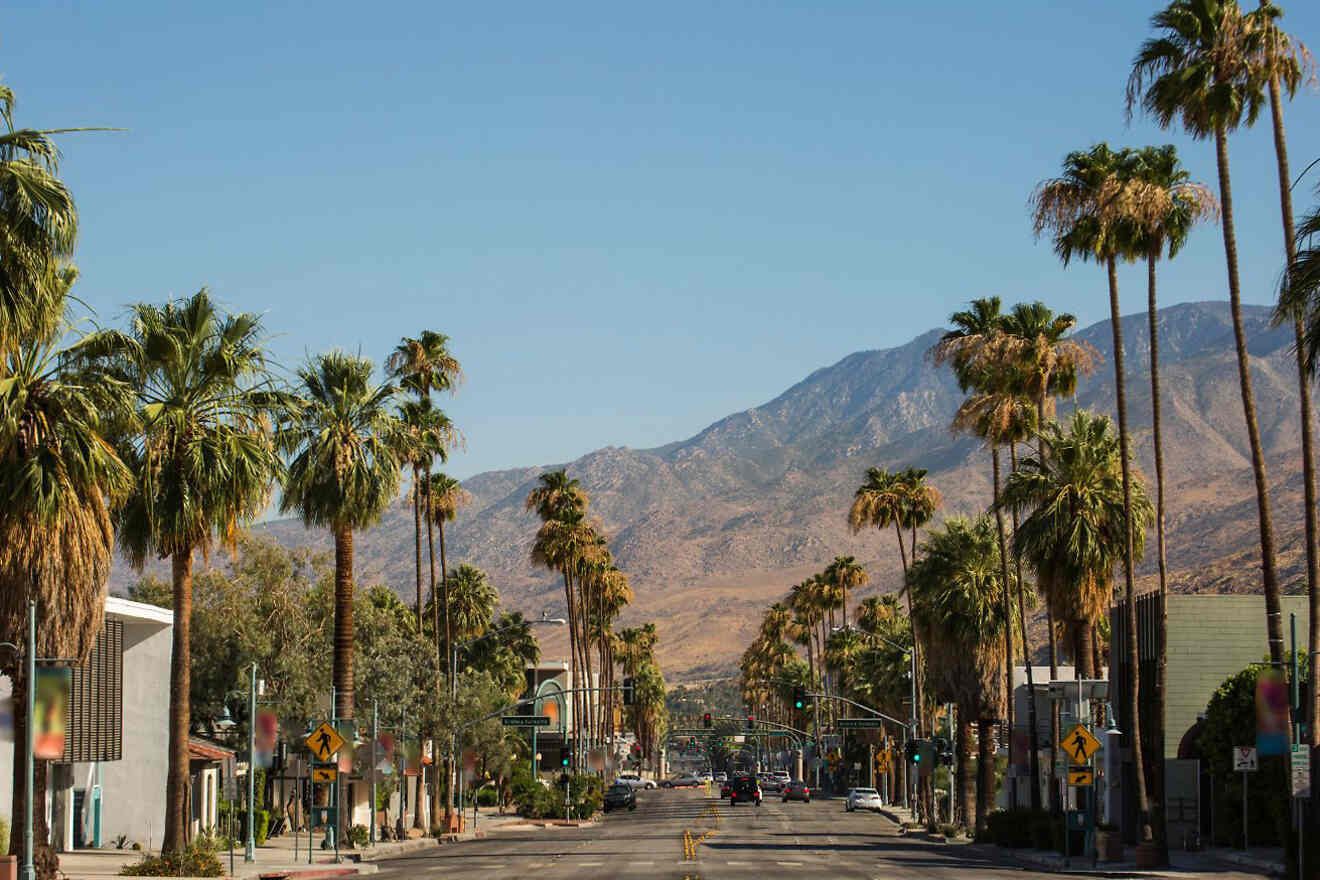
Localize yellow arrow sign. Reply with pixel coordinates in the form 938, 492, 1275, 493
1061, 724, 1102, 764
305, 721, 346, 762
1068, 766, 1095, 786
311, 766, 337, 783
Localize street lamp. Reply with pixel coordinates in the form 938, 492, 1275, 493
449, 614, 565, 823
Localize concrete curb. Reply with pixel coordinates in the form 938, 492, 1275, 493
1208, 850, 1286, 877
354, 837, 440, 862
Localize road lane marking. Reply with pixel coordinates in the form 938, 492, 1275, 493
578, 862, 604, 867
777, 861, 803, 866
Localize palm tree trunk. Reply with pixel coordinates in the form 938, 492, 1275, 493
162, 549, 194, 854
1214, 125, 1286, 668
414, 467, 424, 629
957, 716, 974, 827
562, 569, 582, 768
1260, 62, 1320, 880
990, 446, 1015, 797
1036, 395, 1061, 813
426, 486, 445, 828
1146, 251, 1172, 862
895, 523, 924, 738
333, 527, 355, 719
1008, 442, 1040, 810
975, 718, 994, 835
1108, 254, 1152, 846
1073, 623, 1095, 680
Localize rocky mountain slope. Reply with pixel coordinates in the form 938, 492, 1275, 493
166, 302, 1316, 680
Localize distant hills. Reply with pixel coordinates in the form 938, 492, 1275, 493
124, 301, 1316, 681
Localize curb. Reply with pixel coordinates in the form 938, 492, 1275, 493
355, 837, 441, 862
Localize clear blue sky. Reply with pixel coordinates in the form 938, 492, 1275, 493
5, 1, 1319, 478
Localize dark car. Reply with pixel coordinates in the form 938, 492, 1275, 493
603, 783, 637, 812
728, 775, 761, 807
781, 780, 811, 803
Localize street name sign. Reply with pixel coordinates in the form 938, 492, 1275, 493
1067, 766, 1094, 786
1061, 724, 1101, 763
501, 715, 551, 727
838, 718, 883, 730
1291, 744, 1310, 798
1233, 746, 1258, 772
305, 721, 346, 762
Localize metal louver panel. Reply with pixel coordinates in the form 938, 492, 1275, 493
61, 619, 123, 763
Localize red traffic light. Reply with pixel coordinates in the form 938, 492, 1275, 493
702, 713, 712, 728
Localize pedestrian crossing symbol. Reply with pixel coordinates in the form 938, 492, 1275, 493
1061, 724, 1101, 764
305, 721, 345, 762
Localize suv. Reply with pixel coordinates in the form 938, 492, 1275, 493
729, 775, 762, 807
845, 787, 883, 812
604, 783, 637, 812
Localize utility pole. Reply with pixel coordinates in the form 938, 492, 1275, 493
369, 701, 378, 846
245, 663, 257, 862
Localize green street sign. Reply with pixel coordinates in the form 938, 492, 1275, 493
502, 715, 551, 727
838, 718, 883, 729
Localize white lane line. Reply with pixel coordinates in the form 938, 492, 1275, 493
727, 860, 752, 866
629, 861, 655, 867
777, 861, 804, 867
578, 862, 604, 867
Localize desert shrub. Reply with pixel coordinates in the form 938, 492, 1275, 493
119, 840, 224, 876
348, 824, 369, 847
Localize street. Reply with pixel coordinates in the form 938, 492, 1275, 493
369, 788, 1267, 879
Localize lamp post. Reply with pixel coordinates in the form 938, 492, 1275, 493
450, 615, 565, 820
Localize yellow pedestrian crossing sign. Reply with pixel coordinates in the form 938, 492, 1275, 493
1061, 724, 1102, 764
1068, 766, 1094, 786
875, 751, 892, 774
305, 721, 345, 761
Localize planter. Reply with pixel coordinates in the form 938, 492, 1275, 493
1095, 830, 1123, 862
1134, 841, 1163, 868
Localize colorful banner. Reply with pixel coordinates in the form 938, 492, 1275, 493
254, 709, 278, 768
33, 668, 70, 759
1256, 669, 1290, 757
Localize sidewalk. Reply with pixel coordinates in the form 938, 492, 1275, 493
961, 841, 1285, 877
59, 811, 575, 878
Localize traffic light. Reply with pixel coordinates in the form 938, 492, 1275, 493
703, 713, 712, 729
931, 736, 951, 767
792, 686, 807, 710
746, 716, 755, 730
905, 739, 921, 763
558, 746, 571, 767
621, 676, 636, 706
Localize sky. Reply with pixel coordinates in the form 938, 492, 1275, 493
4, 1, 1320, 478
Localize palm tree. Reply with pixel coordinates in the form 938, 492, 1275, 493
84, 290, 283, 855
280, 351, 401, 721
1002, 411, 1156, 676
826, 556, 868, 629
1032, 142, 1162, 835
907, 515, 1006, 834
397, 399, 455, 625
0, 268, 132, 865
1129, 0, 1286, 672
444, 564, 498, 646
1127, 143, 1217, 858
427, 471, 469, 663
0, 84, 80, 356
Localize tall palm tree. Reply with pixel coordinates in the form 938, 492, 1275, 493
1128, 143, 1217, 859
907, 515, 1006, 834
1130, 0, 1286, 671
427, 471, 469, 664
397, 399, 454, 625
280, 351, 401, 721
0, 268, 132, 865
1032, 142, 1161, 837
444, 564, 498, 646
84, 291, 283, 855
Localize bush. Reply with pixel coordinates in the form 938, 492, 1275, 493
513, 774, 604, 820
348, 824, 369, 848
1030, 813, 1057, 850
475, 787, 499, 807
119, 840, 224, 876
237, 809, 269, 846
981, 808, 1046, 848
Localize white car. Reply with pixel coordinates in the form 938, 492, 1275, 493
845, 787, 884, 812
615, 773, 656, 790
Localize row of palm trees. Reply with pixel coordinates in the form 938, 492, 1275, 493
526, 470, 640, 766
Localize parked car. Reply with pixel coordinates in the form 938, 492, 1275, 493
615, 773, 656, 790
781, 780, 811, 803
845, 787, 883, 812
758, 774, 782, 793
729, 775, 762, 806
660, 773, 704, 788
603, 783, 637, 812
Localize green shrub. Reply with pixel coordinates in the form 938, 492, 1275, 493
982, 808, 1045, 848
348, 824, 369, 847
1029, 813, 1056, 850
236, 809, 269, 846
475, 787, 499, 807
119, 840, 224, 876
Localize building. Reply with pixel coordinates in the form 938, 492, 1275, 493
1110, 593, 1312, 846
521, 660, 601, 774
0, 596, 173, 851
1003, 663, 1103, 811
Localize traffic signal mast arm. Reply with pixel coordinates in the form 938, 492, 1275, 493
807, 692, 907, 729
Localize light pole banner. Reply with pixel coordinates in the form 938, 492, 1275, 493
33, 668, 69, 759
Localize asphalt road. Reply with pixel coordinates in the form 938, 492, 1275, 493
369, 787, 1115, 878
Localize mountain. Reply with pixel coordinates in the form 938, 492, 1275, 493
134, 301, 1315, 681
